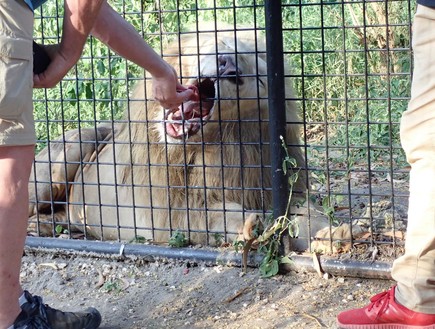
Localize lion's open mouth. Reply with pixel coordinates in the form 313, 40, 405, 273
165, 78, 215, 139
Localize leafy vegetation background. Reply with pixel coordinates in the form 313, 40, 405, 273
32, 0, 414, 203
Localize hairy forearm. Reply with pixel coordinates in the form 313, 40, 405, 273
34, 0, 106, 87
91, 2, 173, 78
61, 0, 106, 64
90, 2, 194, 109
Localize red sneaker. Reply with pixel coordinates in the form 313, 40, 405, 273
337, 286, 435, 329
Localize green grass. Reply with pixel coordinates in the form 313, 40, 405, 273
282, 0, 413, 171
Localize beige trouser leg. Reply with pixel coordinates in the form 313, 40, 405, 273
392, 4, 435, 314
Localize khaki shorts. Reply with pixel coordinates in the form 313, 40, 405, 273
0, 0, 35, 146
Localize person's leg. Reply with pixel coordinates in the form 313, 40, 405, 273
0, 1, 102, 328
0, 145, 35, 328
391, 4, 435, 313
0, 0, 36, 326
359, 4, 435, 305
337, 4, 435, 328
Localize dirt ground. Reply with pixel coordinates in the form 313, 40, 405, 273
22, 159, 407, 329
20, 246, 394, 329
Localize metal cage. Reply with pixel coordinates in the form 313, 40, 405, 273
28, 0, 414, 272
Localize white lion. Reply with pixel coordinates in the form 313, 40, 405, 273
29, 29, 350, 251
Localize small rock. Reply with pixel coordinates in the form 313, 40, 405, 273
58, 263, 67, 270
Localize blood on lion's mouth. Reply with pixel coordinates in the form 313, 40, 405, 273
164, 78, 216, 139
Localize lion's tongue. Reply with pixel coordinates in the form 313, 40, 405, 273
166, 101, 202, 138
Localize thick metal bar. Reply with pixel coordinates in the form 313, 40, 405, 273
288, 255, 392, 280
25, 237, 392, 279
26, 236, 261, 267
265, 0, 289, 223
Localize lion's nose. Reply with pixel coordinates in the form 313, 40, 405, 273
218, 55, 243, 84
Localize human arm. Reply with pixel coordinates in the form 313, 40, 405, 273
33, 0, 105, 88
90, 2, 193, 109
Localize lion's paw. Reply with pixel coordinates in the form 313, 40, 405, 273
311, 223, 366, 254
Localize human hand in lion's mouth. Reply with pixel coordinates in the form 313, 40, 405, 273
164, 78, 216, 139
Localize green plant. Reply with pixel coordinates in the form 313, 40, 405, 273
212, 233, 224, 246
321, 194, 344, 227
246, 136, 300, 277
54, 224, 68, 235
102, 279, 123, 294
168, 230, 188, 248
283, 0, 412, 170
233, 239, 245, 253
129, 236, 147, 244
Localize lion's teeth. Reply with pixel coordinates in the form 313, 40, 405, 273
175, 124, 184, 136
183, 122, 192, 134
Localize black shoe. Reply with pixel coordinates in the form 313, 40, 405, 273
13, 291, 101, 329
